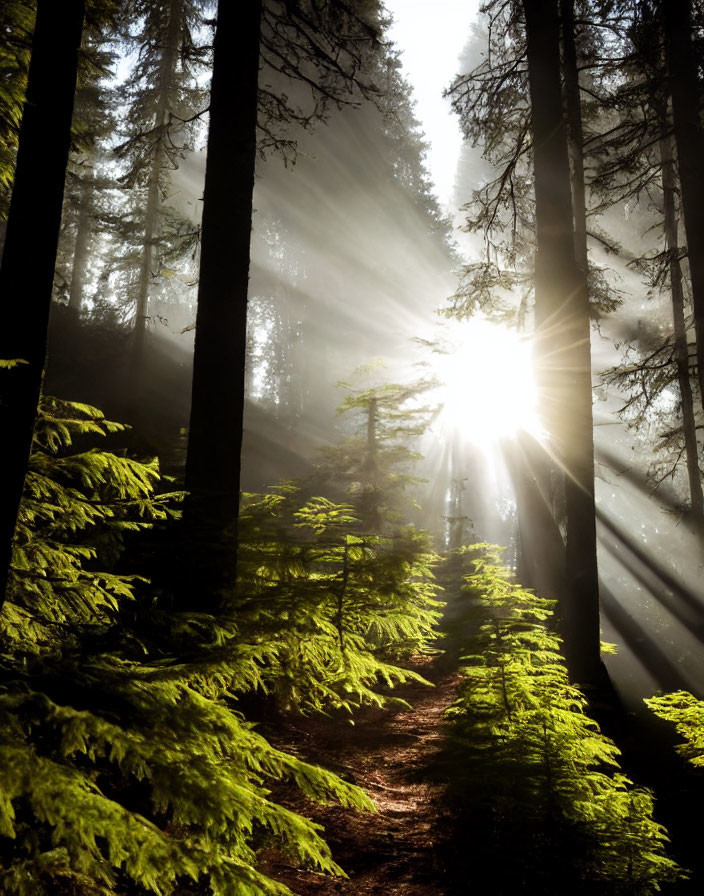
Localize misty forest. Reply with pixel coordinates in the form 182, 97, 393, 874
5, 0, 704, 893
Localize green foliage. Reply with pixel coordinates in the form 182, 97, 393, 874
319, 368, 436, 531
646, 690, 704, 766
446, 545, 682, 894
236, 484, 443, 714
0, 0, 33, 218
0, 398, 375, 895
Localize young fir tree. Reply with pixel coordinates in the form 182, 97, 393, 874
0, 395, 376, 894
236, 483, 442, 714
318, 367, 436, 533
646, 690, 704, 765
446, 545, 682, 893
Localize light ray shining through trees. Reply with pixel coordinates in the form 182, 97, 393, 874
429, 318, 541, 446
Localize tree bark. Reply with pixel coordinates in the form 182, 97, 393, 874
659, 131, 704, 524
183, 0, 262, 604
661, 0, 704, 411
0, 0, 85, 607
522, 0, 600, 683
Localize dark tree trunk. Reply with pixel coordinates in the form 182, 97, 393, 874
522, 0, 600, 682
661, 0, 704, 411
183, 0, 262, 605
506, 435, 567, 603
0, 0, 85, 608
659, 131, 704, 524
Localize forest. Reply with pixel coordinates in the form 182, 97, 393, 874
1, 0, 704, 892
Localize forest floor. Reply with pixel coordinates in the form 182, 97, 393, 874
260, 654, 460, 896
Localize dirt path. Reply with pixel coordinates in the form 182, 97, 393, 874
261, 656, 460, 895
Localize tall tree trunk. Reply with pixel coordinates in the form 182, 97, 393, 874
0, 0, 85, 608
522, 0, 600, 683
660, 0, 704, 411
560, 0, 588, 274
68, 175, 92, 313
506, 434, 568, 602
183, 0, 262, 605
659, 131, 704, 524
131, 0, 182, 396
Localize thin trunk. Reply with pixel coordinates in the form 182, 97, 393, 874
0, 0, 85, 607
560, 0, 588, 274
661, 0, 704, 411
68, 176, 92, 313
522, 0, 600, 683
131, 0, 182, 394
366, 396, 379, 485
660, 131, 704, 523
183, 0, 262, 604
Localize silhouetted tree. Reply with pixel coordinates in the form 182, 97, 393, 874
0, 0, 85, 607
660, 0, 704, 411
522, 0, 600, 681
184, 0, 382, 602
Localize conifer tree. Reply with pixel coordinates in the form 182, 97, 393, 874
447, 545, 682, 892
522, 0, 600, 682
185, 0, 383, 603
318, 369, 435, 532
659, 0, 704, 412
115, 0, 208, 395
0, 396, 382, 894
236, 484, 442, 713
591, 4, 704, 524
0, 0, 85, 607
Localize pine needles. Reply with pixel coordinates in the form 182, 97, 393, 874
445, 544, 683, 894
0, 398, 387, 895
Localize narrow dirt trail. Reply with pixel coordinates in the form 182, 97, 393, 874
261, 656, 460, 895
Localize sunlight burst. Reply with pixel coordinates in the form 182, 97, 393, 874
432, 318, 541, 446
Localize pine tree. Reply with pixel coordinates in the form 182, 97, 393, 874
0, 397, 377, 894
447, 545, 682, 893
318, 368, 436, 533
0, 0, 86, 607
184, 0, 384, 604
114, 0, 208, 396
522, 0, 600, 682
236, 484, 442, 714
659, 0, 704, 412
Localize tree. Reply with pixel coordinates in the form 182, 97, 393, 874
659, 0, 704, 412
590, 3, 704, 525
0, 397, 377, 894
658, 130, 704, 523
522, 0, 600, 682
114, 0, 208, 397
318, 369, 435, 533
184, 0, 382, 603
182, 0, 262, 603
0, 0, 85, 608
447, 545, 682, 892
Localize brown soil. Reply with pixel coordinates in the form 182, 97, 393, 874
260, 655, 460, 896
